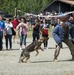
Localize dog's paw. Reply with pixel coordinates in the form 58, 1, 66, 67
18, 61, 23, 63
53, 59, 60, 62
22, 61, 28, 63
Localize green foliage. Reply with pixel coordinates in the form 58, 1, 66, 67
0, 0, 53, 15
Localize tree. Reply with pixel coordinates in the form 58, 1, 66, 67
0, 0, 53, 15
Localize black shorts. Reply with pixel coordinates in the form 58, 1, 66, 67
42, 34, 48, 37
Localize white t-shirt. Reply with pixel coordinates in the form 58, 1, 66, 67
5, 22, 13, 35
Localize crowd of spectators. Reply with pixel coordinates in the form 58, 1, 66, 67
0, 14, 50, 50
0, 12, 74, 55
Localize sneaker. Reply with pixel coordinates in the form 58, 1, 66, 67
46, 47, 48, 49
20, 48, 22, 50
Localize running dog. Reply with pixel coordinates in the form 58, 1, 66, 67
19, 37, 49, 63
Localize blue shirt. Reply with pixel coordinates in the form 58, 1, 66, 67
0, 20, 5, 34
41, 23, 49, 28
52, 25, 64, 44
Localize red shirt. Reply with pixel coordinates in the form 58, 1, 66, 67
42, 29, 48, 34
12, 20, 19, 29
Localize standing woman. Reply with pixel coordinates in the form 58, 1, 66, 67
5, 18, 13, 50
41, 19, 49, 49
32, 18, 40, 42
16, 17, 28, 50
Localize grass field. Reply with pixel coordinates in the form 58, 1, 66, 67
27, 25, 53, 38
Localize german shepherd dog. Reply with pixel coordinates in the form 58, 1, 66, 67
19, 37, 49, 63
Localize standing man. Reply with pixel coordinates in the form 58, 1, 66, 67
52, 21, 65, 61
0, 15, 6, 50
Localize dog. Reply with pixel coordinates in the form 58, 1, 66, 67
19, 37, 49, 63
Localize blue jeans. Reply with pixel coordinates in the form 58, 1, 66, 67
20, 34, 27, 46
5, 34, 12, 49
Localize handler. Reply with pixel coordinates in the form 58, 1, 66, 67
52, 21, 65, 61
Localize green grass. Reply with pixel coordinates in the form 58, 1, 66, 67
27, 29, 32, 38
27, 25, 53, 38
49, 25, 53, 38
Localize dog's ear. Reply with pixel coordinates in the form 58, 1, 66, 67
38, 39, 43, 42
39, 37, 49, 42
40, 37, 45, 40
38, 37, 44, 43
42, 37, 49, 40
